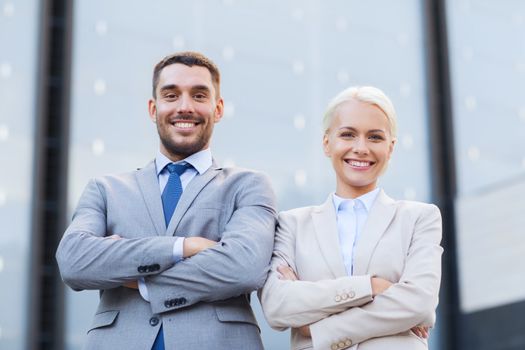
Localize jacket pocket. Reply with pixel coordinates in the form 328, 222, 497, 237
214, 304, 260, 332
87, 310, 119, 333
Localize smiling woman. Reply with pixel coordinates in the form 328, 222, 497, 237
322, 87, 397, 198
260, 86, 443, 350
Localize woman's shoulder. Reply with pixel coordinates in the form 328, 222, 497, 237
279, 205, 318, 218
278, 200, 329, 222
388, 195, 441, 220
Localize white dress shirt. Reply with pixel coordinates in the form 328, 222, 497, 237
332, 187, 380, 350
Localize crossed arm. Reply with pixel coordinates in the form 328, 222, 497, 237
56, 173, 277, 314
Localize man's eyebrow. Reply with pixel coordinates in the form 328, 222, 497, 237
159, 84, 211, 93
191, 85, 211, 92
159, 84, 178, 92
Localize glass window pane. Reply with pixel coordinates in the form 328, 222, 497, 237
448, 0, 525, 315
0, 1, 39, 349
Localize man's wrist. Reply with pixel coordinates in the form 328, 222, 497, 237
173, 237, 185, 263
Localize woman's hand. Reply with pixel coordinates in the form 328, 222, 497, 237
370, 276, 393, 296
297, 325, 311, 338
411, 326, 430, 339
277, 265, 299, 281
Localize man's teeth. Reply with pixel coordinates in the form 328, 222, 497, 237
348, 160, 371, 167
174, 122, 195, 128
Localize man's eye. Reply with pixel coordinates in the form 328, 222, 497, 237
194, 94, 206, 99
165, 93, 177, 99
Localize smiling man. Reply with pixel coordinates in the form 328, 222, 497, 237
56, 51, 277, 350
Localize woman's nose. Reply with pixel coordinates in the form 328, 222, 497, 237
352, 137, 369, 154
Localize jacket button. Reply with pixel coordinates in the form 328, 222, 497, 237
164, 300, 172, 308
151, 264, 160, 271
149, 317, 159, 326
138, 266, 145, 273
180, 297, 187, 305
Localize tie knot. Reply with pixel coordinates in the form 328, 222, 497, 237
166, 163, 189, 176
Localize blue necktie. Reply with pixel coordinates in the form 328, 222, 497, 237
161, 163, 188, 226
153, 162, 188, 350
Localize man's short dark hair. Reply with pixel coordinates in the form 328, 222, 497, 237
152, 51, 221, 99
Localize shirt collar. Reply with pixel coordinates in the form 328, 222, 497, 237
332, 187, 381, 212
155, 148, 213, 176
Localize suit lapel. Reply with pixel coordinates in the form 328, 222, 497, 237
353, 189, 396, 276
166, 163, 221, 236
311, 196, 347, 278
135, 161, 165, 235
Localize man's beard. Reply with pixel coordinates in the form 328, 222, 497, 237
157, 114, 210, 158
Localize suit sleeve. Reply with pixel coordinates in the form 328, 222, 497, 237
309, 204, 443, 349
56, 179, 178, 290
145, 172, 277, 315
259, 212, 373, 330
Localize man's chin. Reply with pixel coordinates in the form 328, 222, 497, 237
162, 141, 207, 159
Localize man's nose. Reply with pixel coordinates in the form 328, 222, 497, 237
177, 94, 195, 114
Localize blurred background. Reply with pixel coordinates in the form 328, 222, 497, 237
1, 0, 524, 349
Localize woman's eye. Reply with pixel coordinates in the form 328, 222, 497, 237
340, 132, 355, 138
369, 134, 384, 141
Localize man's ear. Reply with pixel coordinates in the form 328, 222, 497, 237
214, 97, 224, 123
148, 99, 157, 123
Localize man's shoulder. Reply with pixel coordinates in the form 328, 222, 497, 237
217, 166, 269, 182
90, 161, 154, 186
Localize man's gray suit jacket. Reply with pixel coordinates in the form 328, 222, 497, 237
56, 160, 277, 349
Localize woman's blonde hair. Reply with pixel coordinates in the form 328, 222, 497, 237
323, 86, 397, 137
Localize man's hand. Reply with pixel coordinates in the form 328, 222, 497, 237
277, 265, 298, 281
370, 277, 393, 296
183, 237, 217, 258
123, 281, 138, 289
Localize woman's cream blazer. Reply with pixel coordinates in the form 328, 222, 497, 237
260, 190, 442, 350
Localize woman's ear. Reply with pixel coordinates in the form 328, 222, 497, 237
388, 137, 396, 158
323, 132, 331, 157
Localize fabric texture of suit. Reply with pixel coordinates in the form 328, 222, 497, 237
56, 160, 276, 349
260, 190, 442, 350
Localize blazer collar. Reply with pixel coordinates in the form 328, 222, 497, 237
311, 196, 347, 278
136, 160, 165, 235
352, 189, 397, 275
